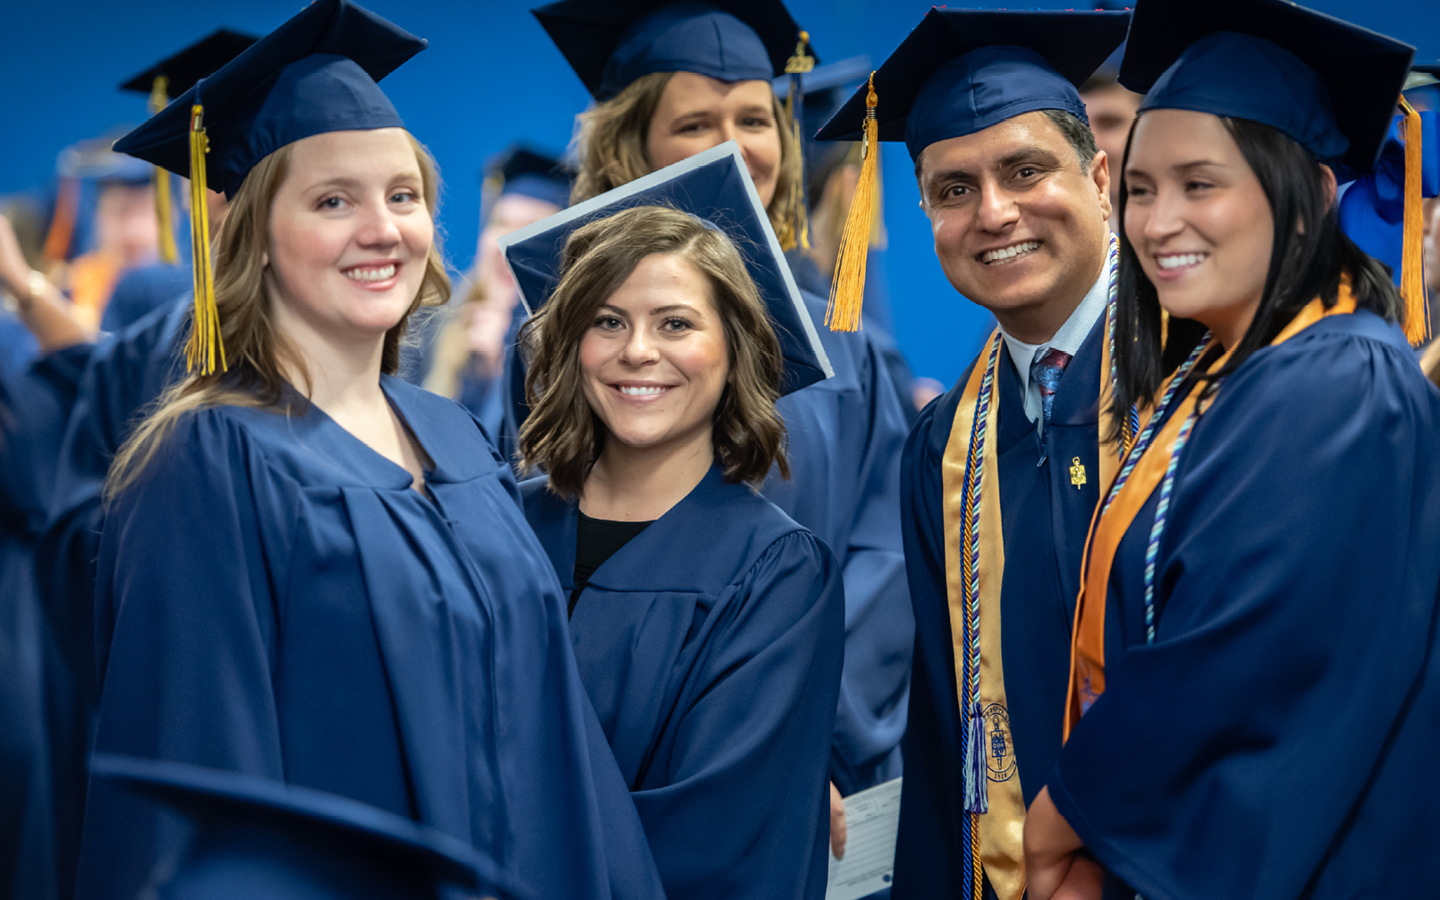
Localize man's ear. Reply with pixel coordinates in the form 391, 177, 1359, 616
1091, 149, 1113, 222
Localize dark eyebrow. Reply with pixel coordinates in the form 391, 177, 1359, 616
651, 304, 703, 316
1126, 159, 1228, 179
996, 146, 1063, 169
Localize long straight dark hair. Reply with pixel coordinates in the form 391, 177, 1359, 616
1108, 116, 1405, 437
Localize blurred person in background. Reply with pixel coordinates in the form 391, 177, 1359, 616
425, 145, 569, 438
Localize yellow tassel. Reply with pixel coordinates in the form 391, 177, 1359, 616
778, 32, 814, 253
1399, 96, 1430, 346
187, 103, 225, 375
825, 73, 878, 333
150, 76, 179, 266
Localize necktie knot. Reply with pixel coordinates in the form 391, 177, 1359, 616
1030, 347, 1073, 429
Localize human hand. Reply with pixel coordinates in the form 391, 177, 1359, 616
0, 214, 34, 300
1024, 786, 1088, 900
829, 781, 847, 859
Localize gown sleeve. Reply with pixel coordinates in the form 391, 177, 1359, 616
1049, 329, 1440, 899
634, 531, 845, 900
891, 390, 972, 900
827, 325, 916, 796
75, 409, 292, 900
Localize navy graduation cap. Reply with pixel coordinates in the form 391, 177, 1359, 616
119, 29, 259, 101
1119, 0, 1425, 343
533, 0, 812, 101
118, 29, 258, 265
498, 140, 832, 395
112, 0, 426, 377
814, 8, 1131, 163
1120, 0, 1412, 172
114, 0, 424, 199
485, 145, 573, 211
91, 753, 512, 900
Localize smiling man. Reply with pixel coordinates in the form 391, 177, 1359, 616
817, 10, 1129, 900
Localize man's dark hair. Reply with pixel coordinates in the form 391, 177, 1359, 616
1043, 109, 1098, 173
1107, 116, 1406, 440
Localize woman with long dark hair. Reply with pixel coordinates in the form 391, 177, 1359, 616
1024, 1, 1440, 898
76, 4, 663, 899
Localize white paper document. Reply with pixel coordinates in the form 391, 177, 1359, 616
825, 777, 902, 900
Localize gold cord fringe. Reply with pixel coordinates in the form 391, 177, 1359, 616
825, 73, 878, 333
186, 104, 225, 375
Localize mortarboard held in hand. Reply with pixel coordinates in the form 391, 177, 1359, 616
112, 0, 426, 376
90, 753, 515, 900
498, 140, 832, 395
1117, 0, 1423, 343
813, 8, 1130, 331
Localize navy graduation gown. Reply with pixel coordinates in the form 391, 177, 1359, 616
893, 316, 1107, 899
76, 377, 664, 900
505, 288, 913, 798
100, 262, 191, 333
1051, 311, 1440, 899
763, 289, 913, 797
522, 465, 846, 900
0, 345, 90, 900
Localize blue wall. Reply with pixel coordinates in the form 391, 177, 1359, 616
3, 0, 1434, 388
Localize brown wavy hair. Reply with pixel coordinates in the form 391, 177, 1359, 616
518, 205, 788, 498
107, 131, 451, 498
571, 72, 806, 249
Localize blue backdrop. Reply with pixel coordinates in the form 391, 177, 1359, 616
2, 0, 1434, 388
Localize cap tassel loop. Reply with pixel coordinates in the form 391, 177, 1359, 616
826, 73, 878, 333
1399, 96, 1430, 346
780, 32, 815, 253
150, 76, 179, 266
186, 103, 226, 375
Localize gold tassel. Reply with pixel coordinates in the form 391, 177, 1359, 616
778, 32, 815, 253
150, 76, 179, 265
1398, 96, 1430, 346
825, 73, 878, 333
186, 103, 225, 375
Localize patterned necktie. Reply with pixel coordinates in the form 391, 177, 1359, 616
1030, 347, 1073, 438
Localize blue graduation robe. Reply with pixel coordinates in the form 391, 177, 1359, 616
1050, 310, 1440, 899
75, 377, 664, 900
0, 345, 90, 900
522, 465, 845, 900
894, 315, 1107, 899
99, 262, 192, 334
504, 288, 913, 798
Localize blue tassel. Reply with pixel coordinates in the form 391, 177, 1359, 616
963, 701, 989, 814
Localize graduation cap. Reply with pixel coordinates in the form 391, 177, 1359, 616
484, 145, 573, 212
812, 8, 1129, 331
814, 9, 1129, 162
532, 0, 814, 102
112, 0, 427, 376
773, 55, 870, 186
91, 753, 512, 900
117, 29, 259, 265
1118, 0, 1425, 343
498, 140, 832, 395
119, 29, 259, 100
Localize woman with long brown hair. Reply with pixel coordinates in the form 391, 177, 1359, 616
75, 4, 664, 900
509, 153, 844, 900
528, 0, 913, 848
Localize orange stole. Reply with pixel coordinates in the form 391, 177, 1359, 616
1064, 286, 1358, 738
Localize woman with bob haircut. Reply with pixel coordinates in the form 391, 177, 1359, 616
530, 0, 913, 841
75, 4, 665, 900
1024, 1, 1440, 898
516, 200, 845, 900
